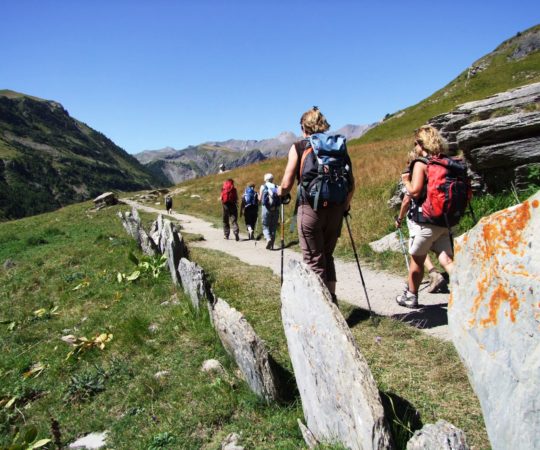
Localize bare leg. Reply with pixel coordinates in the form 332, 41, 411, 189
438, 251, 454, 274
408, 254, 427, 295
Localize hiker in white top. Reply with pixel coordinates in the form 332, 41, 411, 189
259, 173, 280, 250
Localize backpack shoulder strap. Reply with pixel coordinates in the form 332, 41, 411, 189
297, 140, 313, 182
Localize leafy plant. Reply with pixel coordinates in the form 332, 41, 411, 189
148, 432, 175, 450
5, 425, 51, 450
117, 253, 167, 282
64, 368, 106, 403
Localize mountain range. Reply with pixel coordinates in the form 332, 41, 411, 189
134, 124, 374, 184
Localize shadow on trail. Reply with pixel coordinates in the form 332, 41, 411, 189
391, 303, 448, 329
345, 303, 448, 331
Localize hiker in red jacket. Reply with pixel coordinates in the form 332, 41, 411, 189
220, 178, 240, 241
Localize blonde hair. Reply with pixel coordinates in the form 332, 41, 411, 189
300, 106, 330, 135
414, 125, 448, 156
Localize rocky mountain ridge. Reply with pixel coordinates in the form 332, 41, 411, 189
0, 90, 161, 221
135, 123, 374, 185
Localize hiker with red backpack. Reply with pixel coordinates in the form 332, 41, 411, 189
396, 125, 471, 308
277, 107, 355, 304
395, 149, 447, 294
240, 182, 259, 240
220, 178, 240, 241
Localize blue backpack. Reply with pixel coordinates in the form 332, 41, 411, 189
243, 186, 258, 208
299, 133, 352, 211
262, 183, 280, 210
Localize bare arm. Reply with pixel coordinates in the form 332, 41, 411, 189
395, 194, 411, 228
277, 144, 298, 196
402, 161, 426, 199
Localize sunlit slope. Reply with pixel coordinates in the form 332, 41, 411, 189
356, 24, 540, 143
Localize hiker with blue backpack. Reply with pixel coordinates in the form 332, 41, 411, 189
240, 182, 259, 240
259, 173, 281, 249
396, 125, 471, 308
277, 107, 355, 304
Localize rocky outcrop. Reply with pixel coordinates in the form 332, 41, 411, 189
429, 82, 540, 192
281, 260, 393, 450
211, 297, 284, 403
448, 190, 540, 450
406, 420, 469, 450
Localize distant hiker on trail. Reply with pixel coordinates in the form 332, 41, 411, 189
278, 106, 355, 304
240, 182, 259, 240
396, 125, 470, 308
220, 178, 240, 241
165, 195, 173, 215
395, 149, 447, 294
259, 173, 280, 249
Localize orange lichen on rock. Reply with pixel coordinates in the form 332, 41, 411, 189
480, 201, 531, 258
467, 200, 533, 328
479, 285, 520, 327
532, 199, 539, 208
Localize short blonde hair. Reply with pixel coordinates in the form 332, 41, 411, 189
414, 125, 448, 156
300, 106, 330, 135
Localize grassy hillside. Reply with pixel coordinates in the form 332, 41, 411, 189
356, 24, 540, 143
0, 91, 162, 221
0, 202, 490, 449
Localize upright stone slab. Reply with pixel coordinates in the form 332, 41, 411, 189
117, 207, 158, 256
177, 258, 213, 310
281, 260, 393, 450
149, 216, 186, 286
448, 191, 540, 450
211, 298, 283, 402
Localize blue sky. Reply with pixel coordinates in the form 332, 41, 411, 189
1, 1, 538, 154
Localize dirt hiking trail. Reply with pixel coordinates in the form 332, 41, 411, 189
123, 199, 451, 341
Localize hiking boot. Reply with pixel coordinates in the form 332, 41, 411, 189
235, 233, 239, 241
224, 235, 229, 240
265, 239, 273, 250
330, 293, 338, 306
396, 290, 418, 308
427, 271, 446, 293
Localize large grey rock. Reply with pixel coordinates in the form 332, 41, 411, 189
369, 231, 403, 253
117, 207, 159, 256
281, 260, 393, 450
448, 190, 540, 450
465, 136, 540, 170
177, 258, 214, 310
406, 420, 468, 450
211, 297, 283, 402
456, 112, 540, 151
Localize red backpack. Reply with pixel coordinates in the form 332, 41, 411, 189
221, 179, 237, 204
421, 155, 472, 227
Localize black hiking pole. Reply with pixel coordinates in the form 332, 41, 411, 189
344, 212, 377, 324
280, 203, 285, 286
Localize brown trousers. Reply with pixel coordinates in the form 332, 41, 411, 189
297, 203, 345, 283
